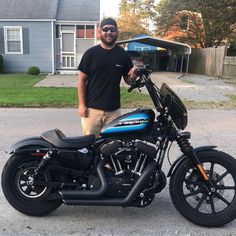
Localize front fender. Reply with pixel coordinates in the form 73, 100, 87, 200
7, 137, 53, 154
167, 146, 217, 177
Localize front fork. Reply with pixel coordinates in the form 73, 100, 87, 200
176, 135, 215, 191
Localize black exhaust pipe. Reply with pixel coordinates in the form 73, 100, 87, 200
63, 160, 156, 206
59, 160, 108, 199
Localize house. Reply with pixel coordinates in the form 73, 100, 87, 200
162, 10, 204, 48
0, 0, 100, 74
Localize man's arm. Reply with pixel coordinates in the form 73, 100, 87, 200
78, 71, 88, 117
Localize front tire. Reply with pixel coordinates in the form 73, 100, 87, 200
169, 151, 236, 227
1, 154, 62, 216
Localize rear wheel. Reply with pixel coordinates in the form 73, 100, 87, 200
169, 151, 236, 227
1, 154, 62, 216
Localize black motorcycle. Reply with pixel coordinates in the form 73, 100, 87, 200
2, 68, 236, 227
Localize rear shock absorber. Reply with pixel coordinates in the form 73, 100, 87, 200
34, 149, 58, 176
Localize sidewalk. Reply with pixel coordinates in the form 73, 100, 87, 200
34, 72, 236, 102
35, 74, 79, 88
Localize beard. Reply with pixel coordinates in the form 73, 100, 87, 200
100, 33, 117, 46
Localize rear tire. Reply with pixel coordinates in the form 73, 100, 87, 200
170, 151, 236, 227
1, 154, 62, 216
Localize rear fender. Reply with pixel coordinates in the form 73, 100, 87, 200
7, 137, 53, 155
167, 146, 217, 177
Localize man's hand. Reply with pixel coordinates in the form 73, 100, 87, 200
78, 71, 88, 118
128, 66, 137, 77
124, 66, 137, 85
79, 104, 88, 118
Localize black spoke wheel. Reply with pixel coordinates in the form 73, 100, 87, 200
170, 151, 236, 227
1, 154, 62, 216
15, 162, 50, 200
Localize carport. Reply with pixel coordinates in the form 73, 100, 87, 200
117, 36, 191, 73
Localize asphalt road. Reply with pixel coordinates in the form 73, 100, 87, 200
0, 108, 236, 236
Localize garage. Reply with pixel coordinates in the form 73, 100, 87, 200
117, 36, 191, 73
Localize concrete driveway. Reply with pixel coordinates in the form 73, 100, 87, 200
0, 108, 236, 236
35, 72, 236, 102
34, 72, 188, 89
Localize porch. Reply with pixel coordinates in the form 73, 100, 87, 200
55, 23, 97, 73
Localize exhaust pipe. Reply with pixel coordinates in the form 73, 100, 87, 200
63, 160, 156, 206
59, 160, 108, 199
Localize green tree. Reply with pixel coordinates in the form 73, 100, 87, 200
155, 0, 236, 48
117, 0, 156, 40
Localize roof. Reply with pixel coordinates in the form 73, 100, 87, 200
57, 0, 100, 21
0, 0, 58, 19
0, 0, 100, 21
127, 34, 157, 51
117, 36, 191, 55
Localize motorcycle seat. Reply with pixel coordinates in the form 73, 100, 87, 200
40, 128, 95, 149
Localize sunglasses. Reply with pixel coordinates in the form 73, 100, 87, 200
101, 27, 117, 33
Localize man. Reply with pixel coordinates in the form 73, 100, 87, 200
78, 18, 135, 136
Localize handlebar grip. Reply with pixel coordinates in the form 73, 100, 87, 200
128, 87, 133, 92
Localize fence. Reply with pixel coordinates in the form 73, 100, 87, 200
188, 46, 226, 77
223, 56, 236, 79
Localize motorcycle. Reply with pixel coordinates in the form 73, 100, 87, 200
2, 68, 236, 227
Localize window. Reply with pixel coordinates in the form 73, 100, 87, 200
180, 15, 189, 30
76, 25, 95, 39
4, 26, 23, 54
76, 25, 85, 38
85, 25, 95, 38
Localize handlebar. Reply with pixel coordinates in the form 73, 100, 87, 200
127, 68, 164, 112
128, 67, 151, 93
128, 78, 145, 92
134, 67, 152, 76
127, 86, 134, 93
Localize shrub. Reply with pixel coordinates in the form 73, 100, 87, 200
27, 66, 40, 75
0, 55, 3, 73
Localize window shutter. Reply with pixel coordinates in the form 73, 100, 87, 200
0, 28, 4, 54
23, 28, 30, 54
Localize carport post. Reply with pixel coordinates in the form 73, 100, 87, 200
180, 55, 184, 73
186, 54, 190, 74
174, 56, 177, 72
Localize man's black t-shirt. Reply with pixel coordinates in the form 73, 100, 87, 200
78, 45, 133, 111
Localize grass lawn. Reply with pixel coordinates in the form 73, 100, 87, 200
0, 74, 235, 109
0, 74, 78, 107
0, 74, 152, 108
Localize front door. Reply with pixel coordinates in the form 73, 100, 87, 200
60, 32, 76, 69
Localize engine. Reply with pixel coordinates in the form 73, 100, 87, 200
97, 139, 157, 197
101, 140, 156, 174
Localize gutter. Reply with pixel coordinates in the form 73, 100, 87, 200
0, 19, 56, 22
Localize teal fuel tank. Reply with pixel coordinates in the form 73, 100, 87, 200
100, 109, 155, 137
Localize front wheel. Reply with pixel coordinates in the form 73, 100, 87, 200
169, 151, 236, 227
1, 154, 62, 216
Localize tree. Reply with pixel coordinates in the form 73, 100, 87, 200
117, 0, 156, 40
155, 0, 236, 48
117, 12, 149, 40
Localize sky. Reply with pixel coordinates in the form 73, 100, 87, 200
100, 0, 160, 19
100, 0, 120, 18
